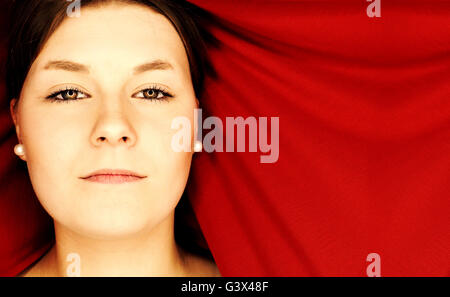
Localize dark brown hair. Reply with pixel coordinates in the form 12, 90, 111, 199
6, 0, 218, 109
5, 0, 219, 261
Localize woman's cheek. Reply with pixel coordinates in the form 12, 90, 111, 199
153, 117, 193, 196
23, 114, 83, 212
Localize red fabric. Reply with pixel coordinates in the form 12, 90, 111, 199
0, 2, 54, 277
1, 0, 449, 276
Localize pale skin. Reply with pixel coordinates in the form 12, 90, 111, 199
10, 2, 220, 277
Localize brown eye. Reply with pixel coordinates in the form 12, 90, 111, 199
46, 87, 89, 102
63, 89, 78, 100
143, 89, 158, 99
132, 86, 173, 101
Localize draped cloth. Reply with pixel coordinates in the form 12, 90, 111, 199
0, 0, 449, 276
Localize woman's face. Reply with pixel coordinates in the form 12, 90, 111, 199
10, 3, 197, 239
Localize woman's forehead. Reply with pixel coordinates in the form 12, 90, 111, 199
33, 3, 189, 77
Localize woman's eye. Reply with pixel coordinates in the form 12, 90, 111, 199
46, 87, 172, 102
133, 88, 172, 100
47, 88, 89, 101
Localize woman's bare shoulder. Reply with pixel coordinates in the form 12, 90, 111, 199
17, 260, 44, 277
185, 253, 221, 277
18, 246, 221, 277
17, 246, 55, 277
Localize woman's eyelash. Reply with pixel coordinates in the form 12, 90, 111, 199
45, 87, 88, 103
133, 85, 174, 101
45, 85, 174, 103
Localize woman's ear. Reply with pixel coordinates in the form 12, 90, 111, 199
10, 98, 27, 161
10, 98, 17, 124
10, 98, 21, 140
193, 98, 201, 153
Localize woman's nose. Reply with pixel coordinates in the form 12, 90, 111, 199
90, 105, 137, 148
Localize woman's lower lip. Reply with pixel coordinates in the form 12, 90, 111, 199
82, 174, 144, 184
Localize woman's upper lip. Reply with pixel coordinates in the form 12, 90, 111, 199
81, 169, 147, 179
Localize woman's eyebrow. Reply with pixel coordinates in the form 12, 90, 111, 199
43, 60, 89, 73
133, 60, 174, 75
42, 59, 174, 75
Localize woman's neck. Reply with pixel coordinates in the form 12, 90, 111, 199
29, 214, 192, 277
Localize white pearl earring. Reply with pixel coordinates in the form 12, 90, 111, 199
193, 140, 203, 152
14, 144, 25, 156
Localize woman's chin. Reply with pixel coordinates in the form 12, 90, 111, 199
58, 216, 162, 241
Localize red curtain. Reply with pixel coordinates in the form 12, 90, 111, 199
1, 0, 449, 276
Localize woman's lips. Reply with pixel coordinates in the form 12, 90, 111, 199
82, 174, 145, 184
80, 169, 147, 184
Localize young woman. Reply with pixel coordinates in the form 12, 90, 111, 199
7, 0, 220, 277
